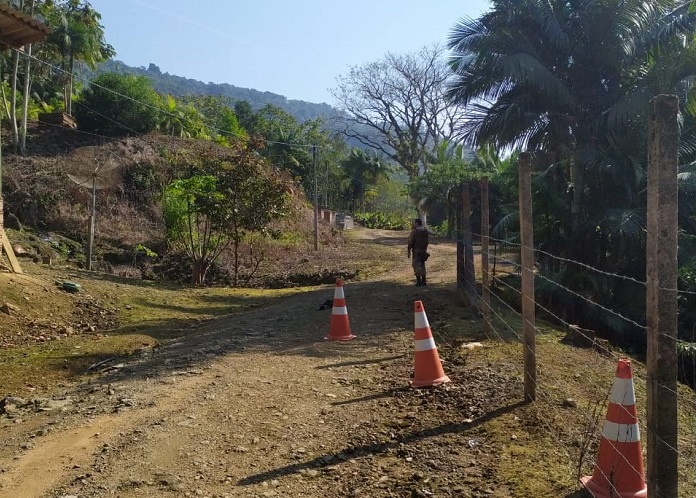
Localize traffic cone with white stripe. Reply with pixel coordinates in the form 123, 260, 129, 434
325, 279, 356, 341
580, 359, 647, 498
411, 301, 450, 387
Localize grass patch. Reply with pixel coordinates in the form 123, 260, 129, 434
0, 334, 156, 394
0, 266, 314, 396
109, 283, 299, 339
455, 318, 696, 498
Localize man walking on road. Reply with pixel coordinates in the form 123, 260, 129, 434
407, 218, 429, 286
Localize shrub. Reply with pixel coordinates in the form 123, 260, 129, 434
432, 220, 451, 238
355, 211, 410, 230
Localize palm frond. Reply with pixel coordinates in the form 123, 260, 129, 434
605, 87, 653, 130
500, 52, 575, 108
491, 210, 519, 240
599, 208, 647, 244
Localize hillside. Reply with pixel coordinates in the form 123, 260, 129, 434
80, 59, 380, 152
2, 125, 352, 287
84, 60, 342, 123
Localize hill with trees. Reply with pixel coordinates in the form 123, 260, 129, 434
83, 60, 341, 123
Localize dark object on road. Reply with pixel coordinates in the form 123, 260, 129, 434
318, 298, 333, 310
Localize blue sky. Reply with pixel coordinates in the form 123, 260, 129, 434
87, 0, 491, 105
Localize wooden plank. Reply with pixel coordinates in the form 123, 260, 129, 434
1, 228, 23, 274
39, 111, 77, 129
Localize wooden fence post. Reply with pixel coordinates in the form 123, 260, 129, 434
646, 94, 679, 497
463, 183, 477, 309
458, 182, 476, 308
481, 177, 492, 337
518, 153, 536, 402
457, 186, 465, 295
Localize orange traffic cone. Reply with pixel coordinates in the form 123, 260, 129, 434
580, 359, 647, 498
325, 279, 356, 341
411, 300, 450, 387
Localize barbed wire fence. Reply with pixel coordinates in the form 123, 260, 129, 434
450, 95, 696, 497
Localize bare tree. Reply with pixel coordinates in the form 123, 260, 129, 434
331, 44, 465, 218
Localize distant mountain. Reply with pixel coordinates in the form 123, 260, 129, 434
86, 60, 342, 123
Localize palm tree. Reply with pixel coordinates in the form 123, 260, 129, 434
45, 0, 114, 116
448, 0, 696, 262
340, 148, 389, 213
448, 0, 696, 333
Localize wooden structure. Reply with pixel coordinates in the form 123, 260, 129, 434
0, 4, 50, 274
319, 207, 336, 225
39, 111, 77, 129
0, 3, 50, 49
518, 152, 536, 402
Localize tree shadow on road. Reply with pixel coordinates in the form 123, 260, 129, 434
329, 386, 409, 406
237, 399, 528, 486
315, 355, 406, 370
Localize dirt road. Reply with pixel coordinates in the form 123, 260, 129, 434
2, 231, 509, 498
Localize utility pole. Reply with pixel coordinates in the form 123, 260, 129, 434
87, 177, 97, 271
312, 145, 318, 251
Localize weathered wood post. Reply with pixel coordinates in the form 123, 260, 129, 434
463, 183, 477, 309
646, 94, 679, 497
518, 152, 536, 402
481, 177, 492, 337
457, 182, 478, 308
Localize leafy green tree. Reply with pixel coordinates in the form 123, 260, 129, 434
181, 95, 246, 143
234, 100, 255, 133
216, 154, 290, 285
74, 72, 160, 136
409, 142, 481, 237
448, 0, 696, 336
255, 105, 313, 179
340, 148, 389, 213
448, 0, 696, 257
162, 145, 290, 286
0, 0, 58, 152
158, 94, 206, 138
315, 133, 350, 209
162, 175, 227, 286
249, 104, 339, 197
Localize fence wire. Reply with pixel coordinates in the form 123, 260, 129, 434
454, 234, 696, 497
